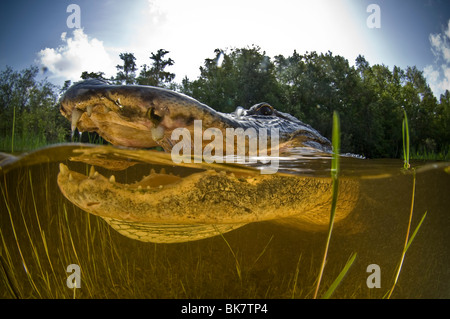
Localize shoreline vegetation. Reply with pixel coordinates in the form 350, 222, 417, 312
1, 46, 449, 160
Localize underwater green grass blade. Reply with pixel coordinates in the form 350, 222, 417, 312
313, 111, 340, 299
0, 254, 21, 298
385, 172, 427, 298
322, 252, 357, 299
251, 235, 274, 269
214, 225, 242, 282
29, 171, 56, 276
405, 211, 427, 254
1, 177, 42, 297
291, 254, 302, 299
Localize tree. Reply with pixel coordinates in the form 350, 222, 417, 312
274, 51, 362, 153
60, 80, 72, 95
183, 46, 283, 113
136, 49, 175, 87
81, 71, 107, 81
435, 90, 450, 152
115, 53, 137, 84
0, 65, 70, 151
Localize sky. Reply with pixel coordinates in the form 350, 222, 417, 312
1, 0, 450, 97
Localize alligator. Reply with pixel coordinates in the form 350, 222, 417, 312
59, 79, 332, 152
57, 79, 359, 243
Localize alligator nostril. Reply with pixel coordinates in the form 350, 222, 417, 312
147, 107, 164, 126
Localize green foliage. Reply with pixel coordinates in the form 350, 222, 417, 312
80, 71, 107, 81
0, 66, 69, 152
182, 48, 448, 158
115, 52, 137, 84
181, 46, 283, 113
136, 49, 175, 87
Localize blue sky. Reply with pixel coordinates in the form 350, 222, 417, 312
1, 0, 450, 97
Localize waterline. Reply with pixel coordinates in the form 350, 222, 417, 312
171, 120, 280, 174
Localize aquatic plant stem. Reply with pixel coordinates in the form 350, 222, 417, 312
214, 225, 242, 282
402, 110, 410, 169
386, 172, 427, 298
386, 109, 427, 298
313, 111, 340, 299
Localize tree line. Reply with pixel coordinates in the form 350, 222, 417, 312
1, 46, 449, 158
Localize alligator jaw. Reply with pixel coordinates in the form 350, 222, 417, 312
57, 162, 264, 225
57, 160, 359, 235
60, 79, 232, 149
57, 162, 250, 243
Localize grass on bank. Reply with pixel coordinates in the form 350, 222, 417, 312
0, 131, 104, 154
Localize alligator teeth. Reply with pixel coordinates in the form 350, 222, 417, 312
69, 173, 73, 181
150, 169, 156, 174
160, 168, 166, 174
151, 125, 165, 141
59, 163, 68, 174
235, 106, 245, 119
138, 186, 142, 190
109, 175, 116, 183
71, 108, 83, 132
86, 105, 93, 116
89, 166, 96, 178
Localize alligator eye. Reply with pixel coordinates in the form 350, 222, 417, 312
256, 104, 273, 116
147, 107, 163, 126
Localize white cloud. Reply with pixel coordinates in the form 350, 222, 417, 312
424, 19, 450, 97
125, 0, 368, 82
37, 28, 116, 82
446, 19, 450, 39
424, 65, 439, 82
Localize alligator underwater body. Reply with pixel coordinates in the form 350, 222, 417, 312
57, 79, 359, 243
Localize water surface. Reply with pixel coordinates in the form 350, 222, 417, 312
0, 144, 449, 298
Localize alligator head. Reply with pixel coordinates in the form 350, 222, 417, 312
60, 79, 331, 153
57, 80, 359, 244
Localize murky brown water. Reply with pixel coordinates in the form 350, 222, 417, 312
0, 144, 449, 299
